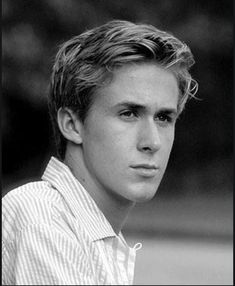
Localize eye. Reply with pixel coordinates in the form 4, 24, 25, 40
158, 114, 171, 122
155, 113, 174, 124
119, 110, 138, 119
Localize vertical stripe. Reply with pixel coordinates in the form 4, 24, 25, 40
2, 156, 138, 285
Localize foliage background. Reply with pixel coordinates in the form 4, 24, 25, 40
2, 0, 232, 199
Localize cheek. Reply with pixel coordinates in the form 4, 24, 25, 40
167, 135, 175, 153
83, 123, 131, 169
86, 115, 134, 151
82, 126, 132, 193
161, 131, 175, 161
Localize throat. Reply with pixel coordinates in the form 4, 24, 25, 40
64, 147, 135, 234
99, 195, 135, 235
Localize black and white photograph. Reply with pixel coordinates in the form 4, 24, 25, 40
2, 0, 233, 285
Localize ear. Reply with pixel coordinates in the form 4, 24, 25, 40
57, 107, 83, 144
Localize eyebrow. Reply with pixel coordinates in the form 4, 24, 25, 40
114, 101, 178, 115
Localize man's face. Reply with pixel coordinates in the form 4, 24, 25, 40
80, 63, 178, 203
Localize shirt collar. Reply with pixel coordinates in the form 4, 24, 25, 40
42, 156, 116, 242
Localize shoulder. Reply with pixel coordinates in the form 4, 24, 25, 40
2, 181, 63, 241
2, 181, 89, 245
2, 182, 95, 285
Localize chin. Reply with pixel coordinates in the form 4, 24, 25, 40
133, 193, 156, 203
127, 185, 158, 203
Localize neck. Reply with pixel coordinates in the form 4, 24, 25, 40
64, 145, 135, 234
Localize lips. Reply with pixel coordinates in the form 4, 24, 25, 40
131, 164, 158, 169
130, 164, 159, 177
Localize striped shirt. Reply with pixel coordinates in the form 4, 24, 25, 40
2, 157, 142, 285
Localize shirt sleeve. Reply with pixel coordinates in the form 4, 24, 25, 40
4, 223, 94, 285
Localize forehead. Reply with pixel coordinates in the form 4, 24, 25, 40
94, 63, 179, 110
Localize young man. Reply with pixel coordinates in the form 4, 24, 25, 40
2, 20, 198, 285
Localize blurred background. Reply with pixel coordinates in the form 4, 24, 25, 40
2, 0, 233, 284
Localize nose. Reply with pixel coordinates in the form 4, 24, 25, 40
137, 120, 161, 153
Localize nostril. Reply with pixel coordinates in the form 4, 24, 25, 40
142, 146, 151, 151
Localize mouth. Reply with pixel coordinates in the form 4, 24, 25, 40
130, 164, 159, 178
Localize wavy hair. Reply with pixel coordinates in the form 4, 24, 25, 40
49, 20, 198, 159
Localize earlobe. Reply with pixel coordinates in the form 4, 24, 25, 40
57, 107, 83, 144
